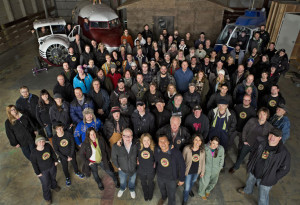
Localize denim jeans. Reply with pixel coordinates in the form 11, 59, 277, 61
157, 176, 177, 205
183, 173, 199, 202
118, 170, 136, 191
244, 173, 272, 205
44, 124, 53, 139
21, 143, 36, 160
39, 165, 58, 201
90, 162, 117, 186
233, 144, 252, 170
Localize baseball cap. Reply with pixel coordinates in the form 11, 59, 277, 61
270, 128, 282, 137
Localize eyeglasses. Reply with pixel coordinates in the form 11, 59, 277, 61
122, 134, 132, 138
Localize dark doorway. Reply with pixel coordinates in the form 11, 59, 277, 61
153, 16, 174, 40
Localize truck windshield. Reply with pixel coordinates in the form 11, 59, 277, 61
109, 18, 120, 28
51, 25, 66, 34
90, 21, 108, 29
216, 25, 236, 44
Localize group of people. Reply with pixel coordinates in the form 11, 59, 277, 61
5, 23, 291, 205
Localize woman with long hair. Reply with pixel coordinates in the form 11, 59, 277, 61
169, 59, 180, 76
5, 105, 37, 160
95, 42, 109, 67
137, 133, 156, 201
36, 89, 55, 142
193, 70, 210, 106
79, 127, 119, 190
198, 136, 225, 200
164, 83, 177, 105
182, 134, 206, 205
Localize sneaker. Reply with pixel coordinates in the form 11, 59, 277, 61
201, 196, 207, 200
117, 189, 126, 198
98, 183, 104, 190
158, 198, 165, 205
53, 186, 61, 192
205, 192, 210, 198
189, 190, 194, 197
45, 200, 52, 205
237, 187, 245, 195
229, 167, 236, 174
66, 178, 71, 186
130, 191, 136, 199
75, 172, 85, 179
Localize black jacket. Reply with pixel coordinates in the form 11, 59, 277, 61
53, 82, 74, 103
247, 139, 290, 186
207, 93, 233, 110
16, 94, 39, 122
36, 100, 55, 127
262, 93, 285, 117
80, 51, 95, 66
103, 115, 130, 140
61, 70, 77, 85
70, 40, 85, 55
166, 102, 190, 122
152, 108, 172, 130
183, 91, 201, 110
131, 109, 155, 138
49, 101, 71, 129
5, 114, 36, 147
79, 134, 112, 177
111, 140, 138, 176
156, 125, 191, 151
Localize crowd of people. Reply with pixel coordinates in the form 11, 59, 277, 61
5, 23, 291, 205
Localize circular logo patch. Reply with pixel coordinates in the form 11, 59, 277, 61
221, 56, 225, 61
60, 139, 69, 147
141, 150, 150, 159
177, 139, 182, 144
192, 154, 200, 162
258, 84, 264, 90
42, 152, 50, 160
72, 56, 77, 62
160, 158, 169, 167
269, 100, 276, 107
116, 61, 121, 66
239, 112, 247, 119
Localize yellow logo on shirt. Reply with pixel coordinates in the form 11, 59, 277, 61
192, 154, 200, 162
261, 150, 269, 159
72, 57, 77, 61
239, 112, 247, 119
269, 100, 276, 107
60, 139, 69, 147
141, 150, 150, 159
42, 152, 50, 160
161, 158, 169, 167
258, 84, 264, 90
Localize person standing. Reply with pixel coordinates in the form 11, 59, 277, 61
80, 127, 119, 190
137, 133, 156, 201
30, 136, 61, 205
36, 90, 55, 142
5, 105, 37, 160
198, 136, 224, 200
174, 61, 193, 93
229, 107, 273, 174
52, 123, 84, 186
155, 135, 185, 205
237, 128, 290, 205
111, 128, 138, 199
182, 134, 205, 205
269, 104, 290, 143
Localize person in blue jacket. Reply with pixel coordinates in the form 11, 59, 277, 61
73, 65, 93, 94
269, 104, 290, 143
74, 108, 102, 146
174, 61, 193, 94
70, 87, 94, 125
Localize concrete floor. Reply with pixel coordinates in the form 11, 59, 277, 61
0, 38, 299, 205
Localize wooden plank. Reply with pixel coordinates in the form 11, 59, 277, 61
290, 31, 300, 60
